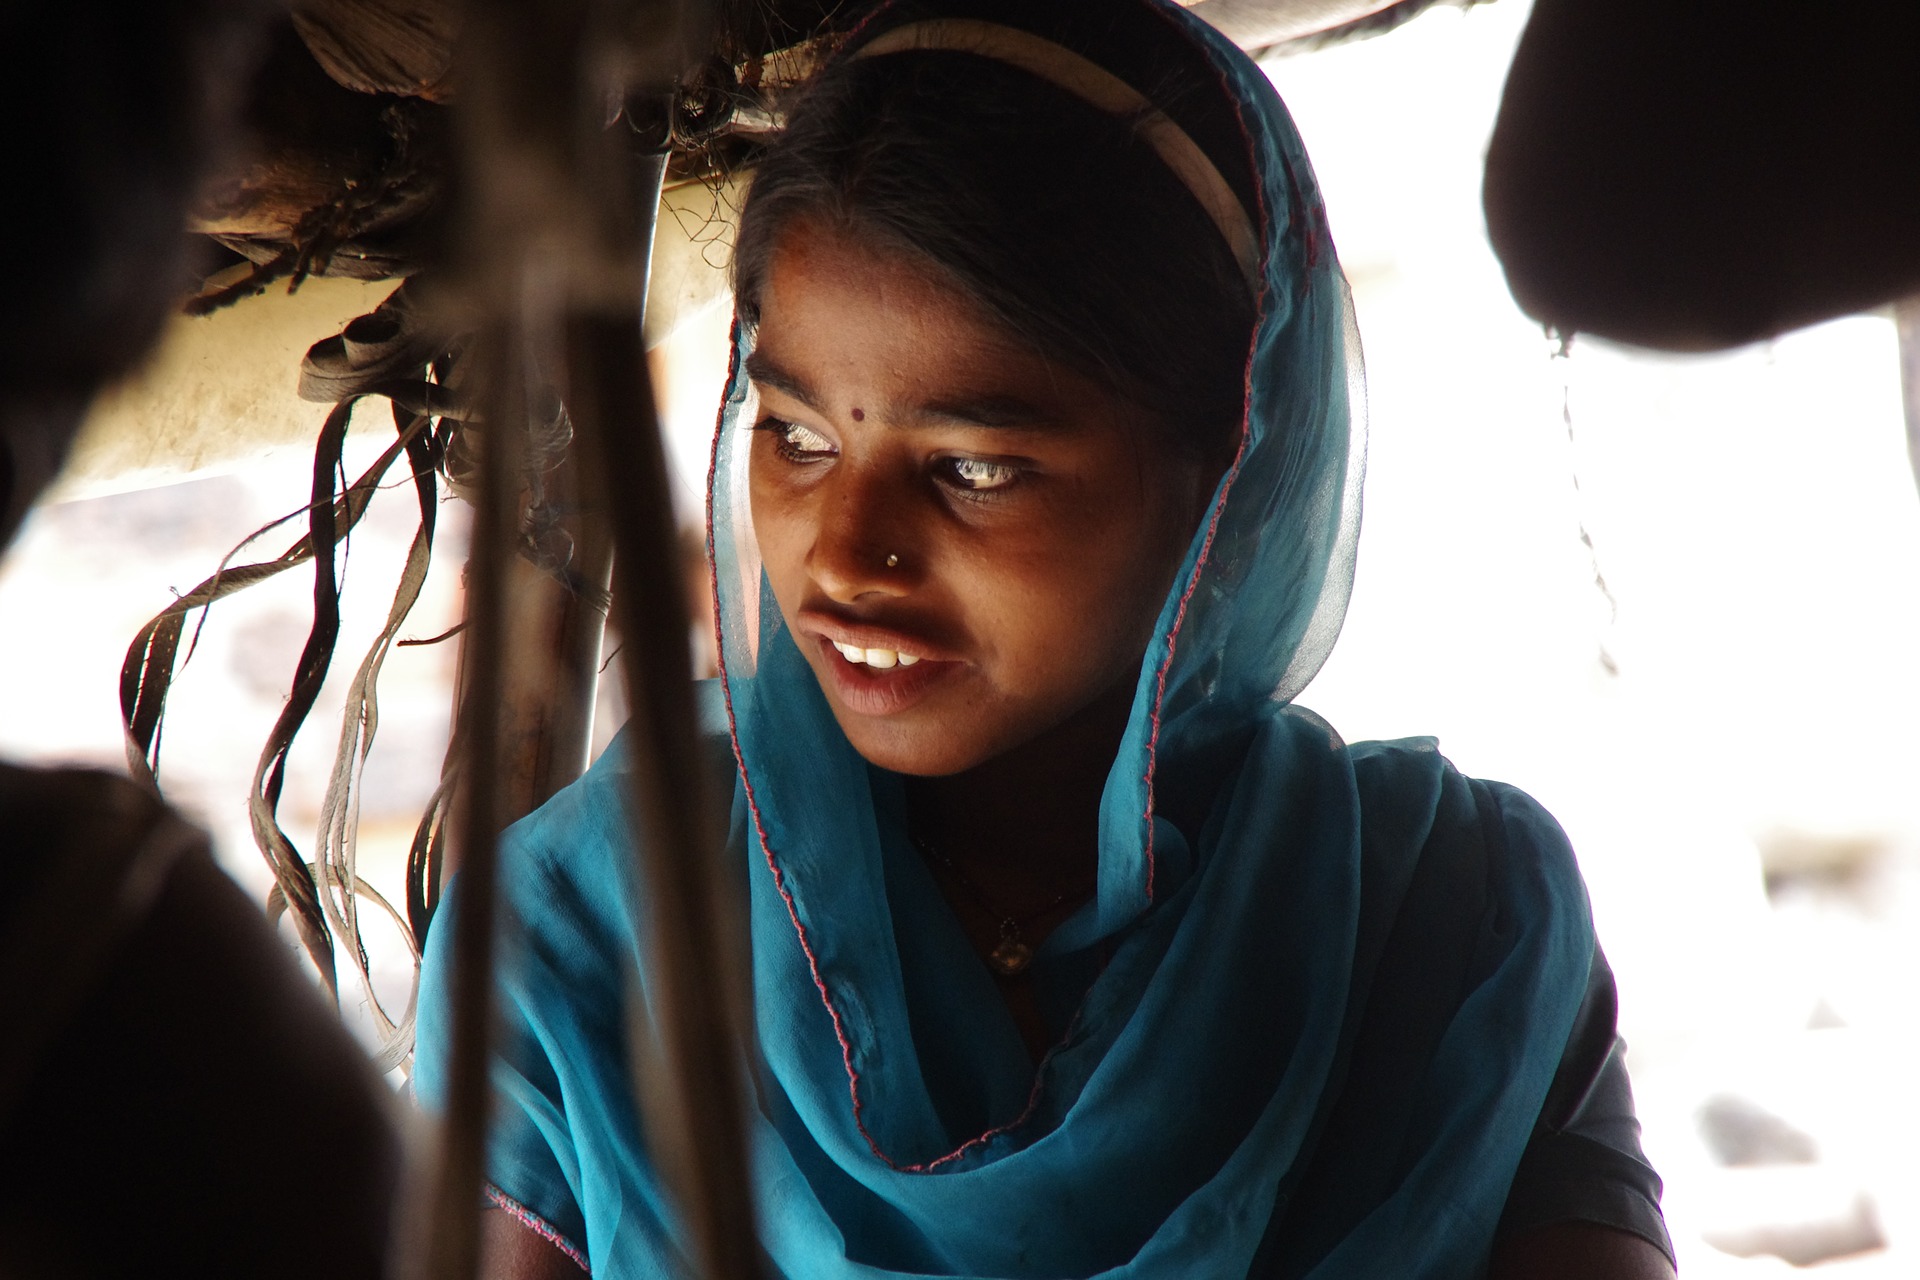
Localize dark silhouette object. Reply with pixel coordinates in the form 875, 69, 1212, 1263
0, 2, 258, 542
0, 768, 404, 1279
0, 2, 403, 1276
1484, 0, 1920, 351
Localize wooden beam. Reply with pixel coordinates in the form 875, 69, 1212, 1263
420, 1, 754, 1277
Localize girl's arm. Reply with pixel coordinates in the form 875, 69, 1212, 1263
1489, 1222, 1677, 1279
482, 1210, 585, 1279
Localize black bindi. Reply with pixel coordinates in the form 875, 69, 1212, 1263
851, 407, 865, 421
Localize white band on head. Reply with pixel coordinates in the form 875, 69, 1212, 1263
853, 18, 1262, 291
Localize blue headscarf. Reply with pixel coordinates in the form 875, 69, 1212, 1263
417, 2, 1596, 1275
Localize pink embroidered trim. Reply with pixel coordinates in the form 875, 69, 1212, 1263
486, 1185, 590, 1274
705, 310, 743, 677
1138, 0, 1274, 908
705, 302, 886, 1157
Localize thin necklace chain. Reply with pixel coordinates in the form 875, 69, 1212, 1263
909, 832, 1096, 977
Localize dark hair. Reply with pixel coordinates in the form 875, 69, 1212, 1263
732, 38, 1258, 465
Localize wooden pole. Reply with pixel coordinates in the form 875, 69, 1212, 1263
565, 158, 759, 1270
421, 2, 753, 1277
420, 326, 517, 1280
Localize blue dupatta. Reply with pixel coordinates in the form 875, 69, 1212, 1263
417, 2, 1596, 1274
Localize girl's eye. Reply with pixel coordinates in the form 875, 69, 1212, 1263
939, 456, 1021, 493
757, 417, 835, 462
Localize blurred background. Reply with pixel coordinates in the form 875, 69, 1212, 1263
2, 1, 1914, 1271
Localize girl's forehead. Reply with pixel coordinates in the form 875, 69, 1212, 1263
748, 223, 1105, 420
761, 219, 995, 331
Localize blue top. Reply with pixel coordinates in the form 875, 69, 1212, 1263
418, 1, 1664, 1275
420, 698, 1672, 1276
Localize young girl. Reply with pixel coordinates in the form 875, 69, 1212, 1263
419, 1, 1677, 1275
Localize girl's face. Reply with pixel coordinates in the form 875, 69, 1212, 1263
746, 219, 1216, 777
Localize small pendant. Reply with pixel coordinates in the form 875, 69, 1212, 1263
988, 935, 1033, 977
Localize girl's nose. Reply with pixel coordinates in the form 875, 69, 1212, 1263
807, 465, 917, 603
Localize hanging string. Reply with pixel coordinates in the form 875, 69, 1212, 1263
312, 401, 444, 1071
121, 402, 439, 1001
1549, 327, 1620, 677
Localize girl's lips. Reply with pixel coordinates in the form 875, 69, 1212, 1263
795, 609, 961, 663
810, 635, 964, 717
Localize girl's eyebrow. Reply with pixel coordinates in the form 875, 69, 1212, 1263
911, 394, 1055, 430
743, 352, 819, 410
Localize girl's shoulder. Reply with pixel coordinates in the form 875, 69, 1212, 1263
1341, 732, 1578, 879
1329, 728, 1592, 973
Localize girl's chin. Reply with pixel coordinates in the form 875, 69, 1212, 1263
832, 714, 992, 778
823, 701, 1020, 778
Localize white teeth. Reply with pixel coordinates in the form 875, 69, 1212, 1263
830, 642, 923, 668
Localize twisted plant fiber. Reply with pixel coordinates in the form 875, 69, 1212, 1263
120, 398, 434, 999
120, 321, 596, 1060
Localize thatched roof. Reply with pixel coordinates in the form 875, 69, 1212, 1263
190, 0, 1469, 309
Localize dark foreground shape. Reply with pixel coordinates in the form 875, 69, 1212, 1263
1484, 0, 1920, 351
0, 766, 403, 1280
